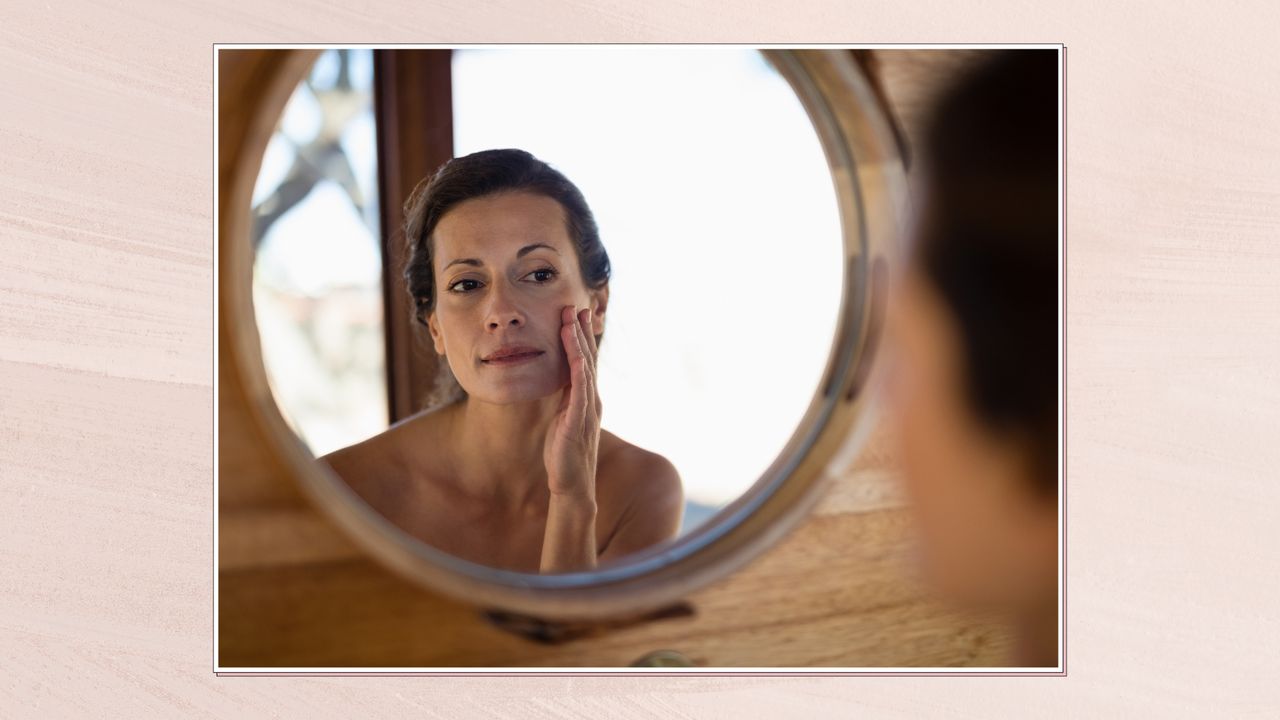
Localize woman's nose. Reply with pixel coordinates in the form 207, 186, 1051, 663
487, 314, 523, 330
484, 285, 526, 331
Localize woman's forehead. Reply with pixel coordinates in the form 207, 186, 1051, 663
433, 192, 573, 261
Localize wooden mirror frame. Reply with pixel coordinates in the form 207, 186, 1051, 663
217, 47, 907, 620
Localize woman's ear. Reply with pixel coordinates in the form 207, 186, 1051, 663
426, 311, 446, 355
590, 286, 609, 335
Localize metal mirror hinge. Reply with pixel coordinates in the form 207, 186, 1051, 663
481, 601, 696, 645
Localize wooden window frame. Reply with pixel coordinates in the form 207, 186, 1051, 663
373, 50, 454, 423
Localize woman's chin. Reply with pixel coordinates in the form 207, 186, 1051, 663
464, 378, 565, 406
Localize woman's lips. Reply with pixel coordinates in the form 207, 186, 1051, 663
481, 349, 545, 366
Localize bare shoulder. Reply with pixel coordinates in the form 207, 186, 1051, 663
317, 427, 401, 508
598, 431, 682, 497
596, 430, 685, 557
317, 407, 448, 507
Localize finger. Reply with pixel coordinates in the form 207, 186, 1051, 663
581, 308, 603, 420
560, 306, 584, 368
578, 308, 602, 417
577, 307, 599, 367
557, 307, 579, 410
562, 310, 590, 433
570, 308, 594, 376
571, 310, 602, 424
566, 309, 595, 427
579, 320, 601, 422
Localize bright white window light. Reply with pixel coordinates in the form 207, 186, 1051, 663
453, 48, 844, 531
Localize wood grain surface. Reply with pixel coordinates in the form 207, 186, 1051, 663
4, 0, 1280, 717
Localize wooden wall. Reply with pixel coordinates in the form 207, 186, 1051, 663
217, 49, 1011, 668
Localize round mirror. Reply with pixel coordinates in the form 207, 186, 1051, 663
224, 47, 905, 618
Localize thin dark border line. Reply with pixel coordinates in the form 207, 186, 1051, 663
211, 43, 219, 675
212, 43, 1070, 671
213, 43, 1063, 48
216, 672, 1066, 677
1054, 43, 1064, 671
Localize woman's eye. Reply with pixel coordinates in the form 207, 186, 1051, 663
526, 268, 558, 283
447, 279, 482, 293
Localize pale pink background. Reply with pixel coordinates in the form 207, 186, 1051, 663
2, 0, 1278, 716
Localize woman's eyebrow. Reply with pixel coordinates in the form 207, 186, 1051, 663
516, 243, 560, 258
442, 257, 482, 271
443, 243, 560, 271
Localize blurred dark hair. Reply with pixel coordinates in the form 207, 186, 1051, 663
403, 148, 611, 326
917, 50, 1060, 495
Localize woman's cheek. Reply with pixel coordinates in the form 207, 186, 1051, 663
890, 313, 963, 587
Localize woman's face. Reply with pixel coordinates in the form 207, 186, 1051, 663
884, 267, 1058, 613
427, 191, 606, 405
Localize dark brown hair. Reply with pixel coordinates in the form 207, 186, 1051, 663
917, 50, 1060, 494
403, 148, 611, 327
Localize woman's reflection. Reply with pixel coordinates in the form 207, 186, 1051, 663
322, 149, 683, 573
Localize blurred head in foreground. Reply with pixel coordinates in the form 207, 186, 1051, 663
886, 50, 1060, 665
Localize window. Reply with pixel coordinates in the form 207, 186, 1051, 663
251, 48, 842, 535
250, 49, 386, 457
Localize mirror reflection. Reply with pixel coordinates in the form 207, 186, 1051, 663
250, 47, 845, 573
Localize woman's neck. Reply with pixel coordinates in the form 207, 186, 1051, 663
442, 393, 565, 509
